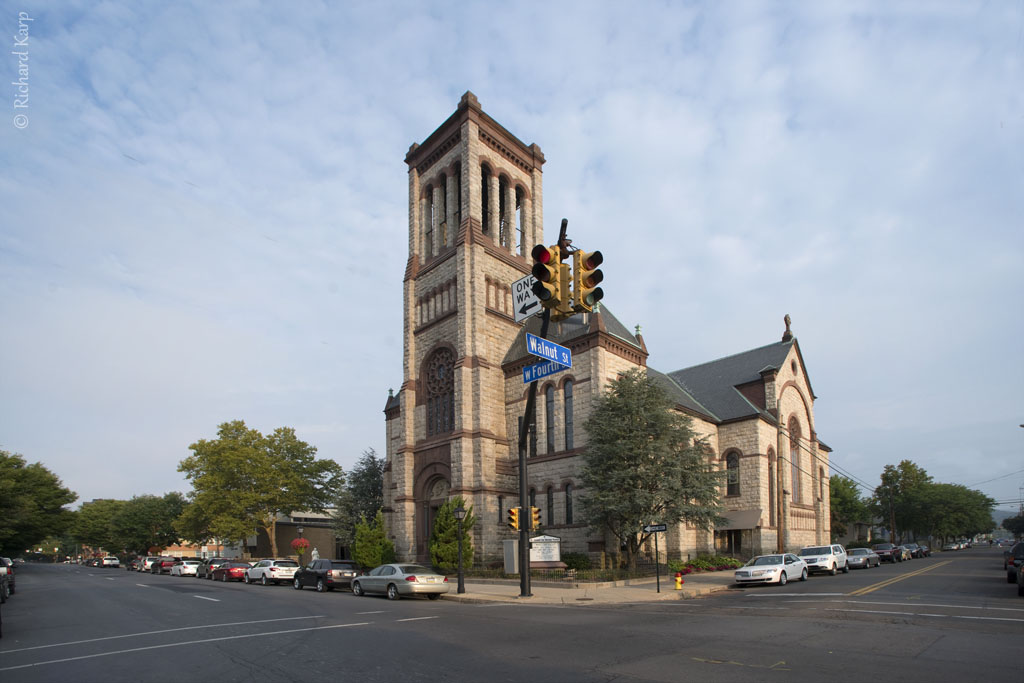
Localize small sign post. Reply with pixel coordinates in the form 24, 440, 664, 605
644, 524, 667, 593
511, 274, 541, 323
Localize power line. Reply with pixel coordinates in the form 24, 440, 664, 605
966, 468, 1024, 487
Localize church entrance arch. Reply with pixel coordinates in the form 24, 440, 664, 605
413, 454, 451, 562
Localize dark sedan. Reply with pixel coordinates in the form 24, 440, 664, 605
211, 562, 251, 582
293, 559, 360, 592
151, 557, 180, 574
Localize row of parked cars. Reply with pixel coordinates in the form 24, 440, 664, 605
1003, 541, 1024, 596
734, 542, 932, 586
125, 555, 450, 599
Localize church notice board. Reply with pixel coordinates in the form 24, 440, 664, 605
529, 535, 561, 562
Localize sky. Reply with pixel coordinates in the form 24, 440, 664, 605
1, 1, 1022, 515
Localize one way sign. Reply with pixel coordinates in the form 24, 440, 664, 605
511, 274, 541, 323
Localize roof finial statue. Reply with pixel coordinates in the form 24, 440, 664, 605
782, 314, 793, 342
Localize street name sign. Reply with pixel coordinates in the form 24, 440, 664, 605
643, 524, 667, 533
522, 360, 569, 384
511, 274, 541, 323
525, 333, 572, 367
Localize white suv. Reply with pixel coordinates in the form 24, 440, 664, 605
798, 544, 849, 575
244, 559, 300, 586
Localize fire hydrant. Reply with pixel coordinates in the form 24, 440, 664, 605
674, 572, 683, 590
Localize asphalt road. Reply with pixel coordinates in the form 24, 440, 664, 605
1, 547, 1021, 682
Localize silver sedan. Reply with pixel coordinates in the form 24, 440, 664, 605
351, 563, 450, 600
734, 554, 808, 586
846, 547, 880, 569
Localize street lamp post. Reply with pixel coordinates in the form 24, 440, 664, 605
454, 506, 466, 594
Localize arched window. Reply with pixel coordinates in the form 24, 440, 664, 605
454, 163, 462, 225
563, 380, 574, 451
789, 417, 801, 504
726, 452, 740, 496
546, 487, 554, 526
529, 487, 536, 509
565, 484, 574, 524
819, 467, 825, 500
499, 176, 509, 247
545, 385, 555, 453
767, 450, 776, 527
481, 166, 490, 233
437, 173, 447, 247
425, 348, 455, 436
515, 186, 525, 256
497, 495, 503, 524
424, 185, 433, 257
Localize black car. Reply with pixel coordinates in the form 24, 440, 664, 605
904, 543, 925, 558
293, 559, 360, 592
1005, 542, 1024, 584
871, 543, 902, 563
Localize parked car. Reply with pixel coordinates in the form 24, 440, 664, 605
918, 545, 931, 557
903, 543, 925, 558
1005, 542, 1024, 584
197, 558, 228, 579
351, 563, 450, 600
140, 556, 161, 572
244, 559, 300, 586
211, 561, 251, 582
1016, 562, 1024, 597
151, 557, 180, 575
872, 543, 902, 563
846, 547, 880, 569
101, 556, 120, 568
293, 559, 360, 592
170, 560, 201, 577
0, 558, 15, 596
798, 545, 849, 575
0, 567, 9, 603
733, 554, 808, 586
896, 546, 914, 561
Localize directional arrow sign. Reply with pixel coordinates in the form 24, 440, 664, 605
643, 524, 667, 533
522, 360, 569, 384
525, 333, 572, 367
511, 274, 541, 323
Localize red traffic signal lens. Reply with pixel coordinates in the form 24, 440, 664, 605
531, 244, 552, 264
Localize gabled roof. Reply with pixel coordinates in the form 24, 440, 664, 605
646, 367, 718, 421
666, 340, 796, 423
502, 304, 643, 366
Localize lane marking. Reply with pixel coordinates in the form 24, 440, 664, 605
1, 615, 328, 653
824, 608, 1024, 623
194, 596, 219, 602
396, 616, 438, 622
356, 611, 387, 615
0, 622, 371, 672
847, 560, 952, 596
136, 584, 148, 588
743, 593, 845, 598
790, 599, 1024, 613
106, 577, 115, 581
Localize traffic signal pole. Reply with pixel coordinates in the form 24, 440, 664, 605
516, 306, 551, 598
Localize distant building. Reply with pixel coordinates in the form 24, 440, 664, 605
383, 92, 832, 564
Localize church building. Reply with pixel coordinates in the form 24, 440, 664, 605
383, 92, 831, 564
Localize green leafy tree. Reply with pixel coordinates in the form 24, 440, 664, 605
331, 448, 384, 548
111, 492, 186, 555
581, 369, 723, 568
829, 475, 868, 540
872, 460, 933, 543
429, 497, 476, 572
178, 420, 344, 552
352, 510, 395, 570
1003, 514, 1024, 538
0, 450, 77, 556
174, 500, 214, 546
921, 483, 994, 542
72, 499, 126, 552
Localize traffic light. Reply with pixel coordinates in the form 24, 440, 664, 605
572, 249, 604, 313
531, 244, 562, 306
530, 506, 541, 531
507, 507, 520, 531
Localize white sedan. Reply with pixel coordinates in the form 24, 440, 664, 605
734, 554, 808, 586
170, 560, 201, 576
244, 559, 300, 585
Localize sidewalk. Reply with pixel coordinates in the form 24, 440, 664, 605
443, 571, 736, 605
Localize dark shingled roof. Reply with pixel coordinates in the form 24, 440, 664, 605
666, 340, 795, 423
646, 368, 717, 420
502, 304, 642, 366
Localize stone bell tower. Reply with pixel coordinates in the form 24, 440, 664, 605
383, 92, 546, 562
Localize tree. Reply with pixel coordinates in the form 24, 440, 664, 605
581, 369, 723, 568
71, 499, 125, 552
830, 475, 868, 540
429, 497, 476, 572
111, 493, 186, 555
352, 511, 395, 570
1003, 514, 1024, 538
178, 420, 344, 552
0, 450, 77, 556
872, 460, 933, 542
331, 448, 384, 548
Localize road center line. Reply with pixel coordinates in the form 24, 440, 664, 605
847, 560, 952, 596
356, 611, 387, 615
396, 616, 438, 622
1, 615, 328, 653
0, 622, 371, 672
